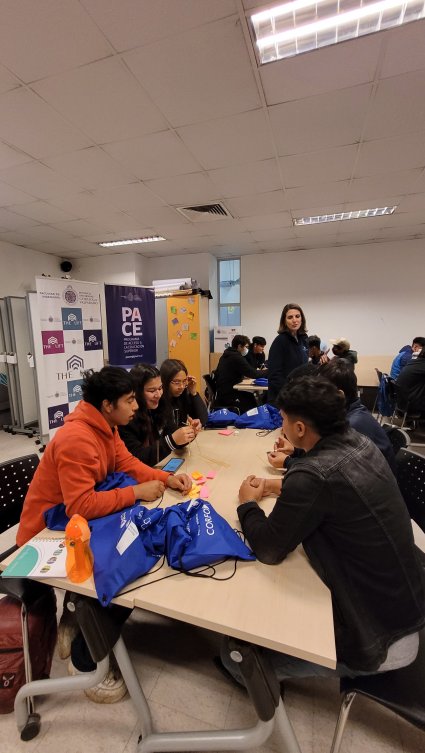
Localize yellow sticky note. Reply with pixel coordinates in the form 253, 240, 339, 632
191, 471, 203, 480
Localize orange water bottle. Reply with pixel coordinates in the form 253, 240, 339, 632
65, 514, 94, 583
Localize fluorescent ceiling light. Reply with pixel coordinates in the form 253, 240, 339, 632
294, 206, 397, 225
250, 0, 425, 63
98, 235, 165, 247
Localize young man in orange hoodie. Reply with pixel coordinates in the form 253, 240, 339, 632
17, 366, 192, 703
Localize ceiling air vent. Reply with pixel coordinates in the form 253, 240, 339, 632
176, 202, 232, 222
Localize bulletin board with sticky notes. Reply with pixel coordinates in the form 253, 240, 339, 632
166, 294, 210, 392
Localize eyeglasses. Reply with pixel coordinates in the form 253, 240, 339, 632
171, 379, 188, 387
145, 386, 163, 394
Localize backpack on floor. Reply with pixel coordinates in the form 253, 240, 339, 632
0, 587, 57, 714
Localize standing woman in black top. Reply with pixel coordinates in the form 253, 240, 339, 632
118, 364, 196, 465
267, 303, 309, 405
160, 358, 208, 432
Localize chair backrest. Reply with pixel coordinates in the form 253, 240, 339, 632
376, 373, 396, 417
0, 454, 39, 534
203, 372, 217, 411
382, 425, 410, 455
396, 449, 425, 531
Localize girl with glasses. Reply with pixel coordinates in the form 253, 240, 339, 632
118, 364, 198, 465
160, 358, 208, 436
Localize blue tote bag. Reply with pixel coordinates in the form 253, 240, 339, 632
235, 404, 282, 430
206, 408, 239, 427
161, 499, 255, 571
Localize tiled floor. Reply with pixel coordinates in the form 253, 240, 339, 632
0, 429, 423, 753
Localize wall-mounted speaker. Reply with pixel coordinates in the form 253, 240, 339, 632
60, 260, 72, 273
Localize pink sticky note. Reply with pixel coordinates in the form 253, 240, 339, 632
197, 477, 207, 485
206, 470, 216, 479
218, 429, 234, 436
201, 485, 210, 498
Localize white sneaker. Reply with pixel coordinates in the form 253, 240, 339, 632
57, 613, 79, 660
68, 658, 128, 704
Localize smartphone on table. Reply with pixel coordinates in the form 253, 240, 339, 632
162, 457, 185, 473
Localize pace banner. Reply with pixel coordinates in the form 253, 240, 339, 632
104, 285, 156, 368
35, 277, 103, 438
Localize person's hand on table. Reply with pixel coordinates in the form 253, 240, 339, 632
239, 474, 266, 504
134, 480, 165, 502
188, 415, 202, 434
187, 375, 198, 396
274, 435, 294, 455
172, 425, 195, 445
166, 473, 192, 494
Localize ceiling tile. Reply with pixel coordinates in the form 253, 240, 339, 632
345, 169, 422, 203
0, 180, 36, 205
10, 201, 74, 224
285, 181, 349, 211
144, 172, 219, 206
269, 84, 373, 156
381, 19, 425, 78
178, 109, 274, 169
125, 205, 188, 227
124, 15, 260, 127
280, 145, 359, 188
92, 183, 166, 212
33, 57, 167, 143
364, 70, 425, 140
81, 0, 236, 51
0, 141, 33, 170
0, 88, 92, 159
0, 161, 80, 200
261, 35, 381, 105
226, 190, 286, 217
0, 65, 21, 95
355, 132, 425, 177
103, 131, 201, 180
0, 208, 38, 230
44, 147, 137, 191
239, 212, 293, 231
208, 159, 281, 197
0, 0, 112, 83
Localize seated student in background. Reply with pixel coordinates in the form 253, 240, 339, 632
119, 364, 198, 465
215, 334, 260, 413
268, 360, 396, 475
307, 334, 329, 365
17, 367, 191, 703
396, 346, 425, 415
160, 358, 208, 432
245, 336, 268, 371
390, 337, 425, 379
225, 376, 425, 683
330, 337, 358, 365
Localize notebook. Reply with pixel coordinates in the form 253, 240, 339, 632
1, 536, 67, 578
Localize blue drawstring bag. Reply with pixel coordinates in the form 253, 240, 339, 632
90, 504, 165, 606
44, 471, 139, 530
161, 499, 255, 571
206, 408, 239, 427
235, 403, 282, 430
254, 377, 268, 386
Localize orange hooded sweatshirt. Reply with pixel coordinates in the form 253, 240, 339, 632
17, 401, 169, 546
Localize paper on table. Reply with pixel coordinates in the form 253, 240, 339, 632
1, 537, 67, 578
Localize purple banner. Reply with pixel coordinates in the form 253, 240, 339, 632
105, 285, 156, 368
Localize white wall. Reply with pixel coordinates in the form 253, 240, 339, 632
0, 241, 60, 297
241, 240, 425, 356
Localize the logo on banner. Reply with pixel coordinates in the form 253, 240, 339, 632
67, 379, 84, 403
66, 354, 84, 372
62, 308, 83, 330
63, 285, 78, 305
84, 330, 103, 351
105, 284, 156, 367
48, 403, 69, 430
42, 331, 65, 354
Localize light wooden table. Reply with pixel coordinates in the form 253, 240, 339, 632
233, 378, 268, 394
3, 429, 336, 753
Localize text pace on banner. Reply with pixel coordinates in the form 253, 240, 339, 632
105, 285, 156, 368
35, 277, 103, 438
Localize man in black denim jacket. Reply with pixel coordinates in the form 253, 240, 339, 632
236, 376, 425, 676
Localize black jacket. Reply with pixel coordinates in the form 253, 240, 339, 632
267, 331, 309, 404
238, 428, 425, 671
347, 398, 396, 475
166, 390, 209, 430
118, 409, 173, 466
396, 358, 425, 412
215, 348, 259, 408
245, 348, 267, 372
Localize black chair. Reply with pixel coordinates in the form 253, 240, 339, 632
203, 372, 217, 411
382, 425, 410, 455
372, 368, 383, 415
330, 628, 425, 753
0, 453, 45, 740
396, 448, 425, 532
